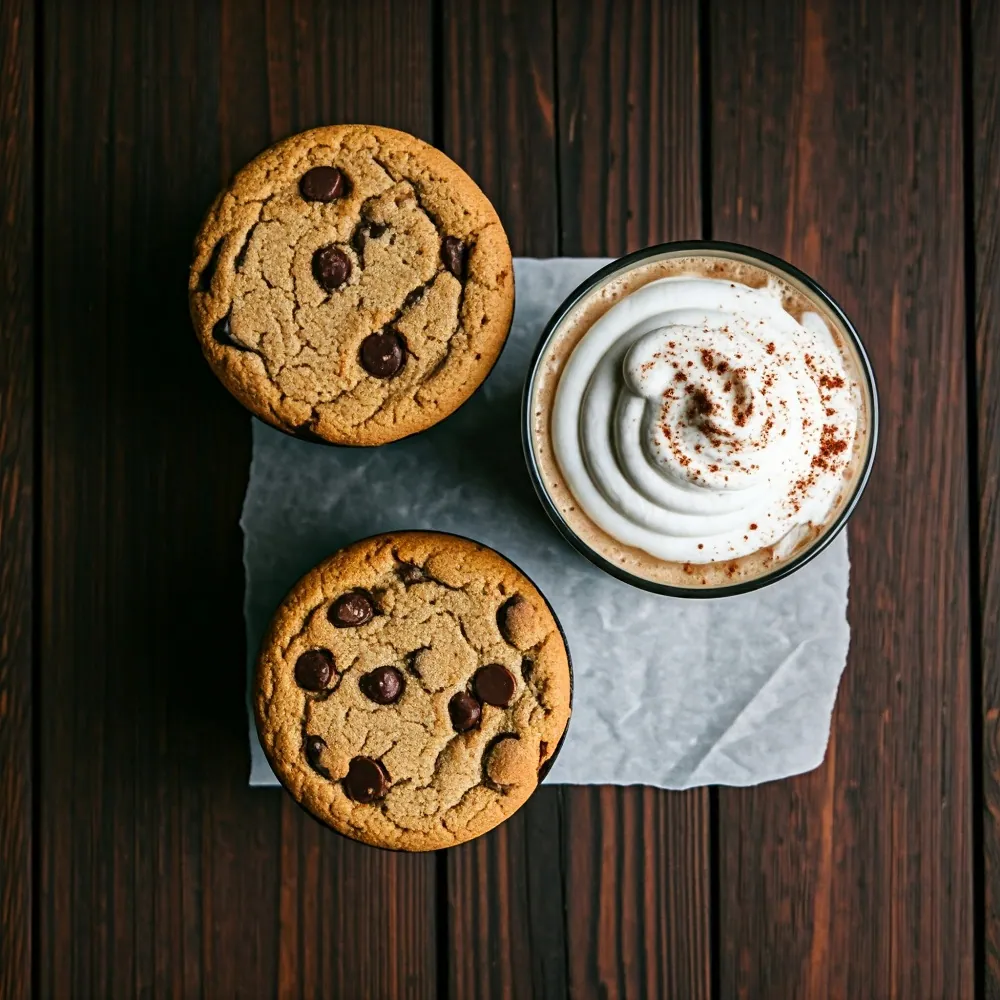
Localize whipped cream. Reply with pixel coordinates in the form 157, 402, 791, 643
550, 274, 859, 564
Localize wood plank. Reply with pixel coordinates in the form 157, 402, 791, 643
0, 0, 34, 996
39, 0, 438, 995
711, 1, 974, 996
972, 0, 1000, 991
440, 3, 567, 997
555, 3, 711, 999
443, 3, 709, 997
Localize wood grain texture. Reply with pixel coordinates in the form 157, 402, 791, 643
39, 1, 438, 996
556, 2, 711, 998
712, 1, 974, 996
440, 4, 568, 997
0, 0, 34, 996
556, 0, 702, 254
972, 0, 1000, 992
440, 0, 559, 260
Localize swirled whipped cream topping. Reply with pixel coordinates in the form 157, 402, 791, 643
551, 274, 859, 565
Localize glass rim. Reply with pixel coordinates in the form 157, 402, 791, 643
520, 239, 880, 599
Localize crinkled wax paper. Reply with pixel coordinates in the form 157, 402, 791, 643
244, 258, 850, 789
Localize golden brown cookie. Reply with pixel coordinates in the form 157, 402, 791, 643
189, 126, 514, 445
254, 532, 572, 851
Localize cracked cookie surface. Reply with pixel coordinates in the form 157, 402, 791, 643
189, 125, 514, 445
254, 532, 572, 851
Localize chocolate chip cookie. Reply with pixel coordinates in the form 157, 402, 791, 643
189, 126, 515, 445
254, 532, 572, 850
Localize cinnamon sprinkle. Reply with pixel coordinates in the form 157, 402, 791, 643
812, 423, 849, 470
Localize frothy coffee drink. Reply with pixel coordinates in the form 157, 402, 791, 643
528, 249, 874, 590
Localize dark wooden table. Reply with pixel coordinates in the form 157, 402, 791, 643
1, 0, 997, 996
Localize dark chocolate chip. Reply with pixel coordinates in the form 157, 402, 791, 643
293, 420, 327, 443
234, 224, 256, 271
397, 562, 425, 585
343, 755, 390, 803
299, 166, 348, 202
328, 589, 374, 628
441, 236, 468, 279
294, 649, 334, 691
449, 691, 482, 733
473, 663, 517, 707
212, 311, 234, 345
198, 238, 223, 292
404, 648, 427, 677
359, 666, 405, 705
312, 245, 352, 291
359, 330, 406, 378
351, 222, 388, 263
304, 735, 330, 777
403, 287, 425, 309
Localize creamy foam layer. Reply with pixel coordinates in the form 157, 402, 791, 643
531, 253, 870, 588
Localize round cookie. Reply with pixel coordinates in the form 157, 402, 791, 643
189, 126, 515, 446
254, 532, 572, 851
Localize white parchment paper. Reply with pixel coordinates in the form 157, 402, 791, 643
244, 258, 850, 789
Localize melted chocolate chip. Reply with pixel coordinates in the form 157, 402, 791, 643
343, 756, 389, 803
441, 236, 468, 279
299, 166, 348, 202
473, 663, 517, 707
234, 225, 255, 271
449, 691, 482, 733
198, 238, 223, 292
397, 562, 425, 585
212, 311, 236, 346
312, 245, 352, 291
351, 222, 388, 262
328, 590, 375, 628
304, 735, 330, 777
359, 666, 405, 705
404, 648, 427, 677
359, 330, 406, 378
292, 421, 327, 443
294, 649, 334, 691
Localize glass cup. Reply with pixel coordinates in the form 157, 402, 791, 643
522, 240, 879, 597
